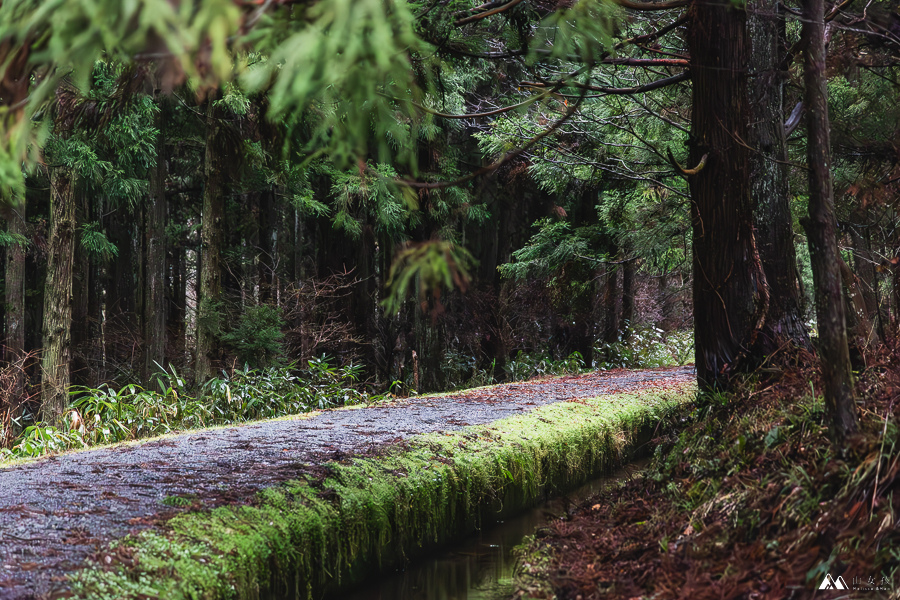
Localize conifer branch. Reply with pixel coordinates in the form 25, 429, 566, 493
614, 14, 689, 50
455, 0, 528, 25
522, 71, 690, 96
613, 0, 691, 11
398, 83, 590, 190
667, 147, 708, 176
382, 88, 557, 120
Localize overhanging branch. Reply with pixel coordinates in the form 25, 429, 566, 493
385, 87, 557, 120
455, 0, 527, 25
614, 0, 691, 11
602, 57, 688, 67
615, 14, 690, 50
522, 70, 690, 95
667, 147, 708, 176
398, 83, 591, 189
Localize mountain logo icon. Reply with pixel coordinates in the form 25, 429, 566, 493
819, 574, 849, 590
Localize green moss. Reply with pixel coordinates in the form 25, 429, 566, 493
160, 494, 198, 507
70, 383, 696, 600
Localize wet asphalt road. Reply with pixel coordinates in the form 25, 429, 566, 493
0, 367, 694, 599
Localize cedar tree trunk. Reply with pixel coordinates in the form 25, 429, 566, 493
196, 100, 227, 383
41, 166, 77, 425
688, 0, 766, 390
748, 0, 811, 354
143, 104, 167, 381
3, 204, 27, 401
801, 0, 859, 441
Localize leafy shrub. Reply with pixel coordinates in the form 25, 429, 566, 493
1, 357, 376, 462
505, 351, 585, 382
595, 326, 694, 370
12, 424, 86, 458
69, 380, 213, 446
200, 360, 352, 422
443, 350, 496, 390
202, 357, 372, 422
221, 304, 286, 368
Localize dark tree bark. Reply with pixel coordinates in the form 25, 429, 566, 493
801, 0, 859, 441
196, 101, 227, 383
165, 194, 190, 365
245, 191, 261, 305
688, 0, 766, 390
748, 0, 811, 355
893, 239, 900, 333
143, 103, 167, 382
658, 272, 676, 331
71, 189, 91, 387
105, 206, 136, 324
292, 201, 303, 284
485, 188, 514, 376
847, 212, 884, 342
258, 188, 276, 303
838, 246, 874, 352
602, 265, 618, 345
622, 255, 635, 336
41, 166, 77, 425
3, 204, 27, 401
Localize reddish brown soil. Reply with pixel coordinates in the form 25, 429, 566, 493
517, 354, 900, 600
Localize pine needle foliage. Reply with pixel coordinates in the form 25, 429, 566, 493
499, 218, 600, 280
382, 241, 476, 315
0, 230, 29, 248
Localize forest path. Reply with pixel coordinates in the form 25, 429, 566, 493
0, 366, 694, 599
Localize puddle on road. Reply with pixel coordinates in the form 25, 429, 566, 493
337, 460, 647, 600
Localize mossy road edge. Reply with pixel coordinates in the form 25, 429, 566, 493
71, 383, 697, 600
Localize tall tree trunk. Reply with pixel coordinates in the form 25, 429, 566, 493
167, 224, 186, 364
41, 166, 77, 425
602, 264, 618, 345
748, 0, 811, 355
801, 0, 859, 441
105, 206, 136, 331
688, 0, 765, 390
259, 188, 276, 303
893, 237, 900, 334
71, 189, 91, 387
196, 101, 227, 383
143, 107, 168, 382
292, 203, 303, 284
3, 204, 27, 402
848, 212, 884, 342
246, 191, 261, 305
658, 272, 676, 331
838, 247, 874, 351
167, 196, 190, 367
622, 255, 635, 337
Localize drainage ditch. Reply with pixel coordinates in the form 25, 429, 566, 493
336, 460, 648, 600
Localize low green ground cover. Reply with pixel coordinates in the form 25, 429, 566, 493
1, 358, 376, 462
2, 332, 692, 462
70, 383, 695, 600
513, 371, 899, 599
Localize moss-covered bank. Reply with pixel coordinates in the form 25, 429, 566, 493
71, 384, 695, 600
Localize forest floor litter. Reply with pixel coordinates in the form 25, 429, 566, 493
0, 366, 693, 600
513, 357, 900, 600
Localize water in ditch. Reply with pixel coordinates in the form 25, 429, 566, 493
338, 460, 646, 600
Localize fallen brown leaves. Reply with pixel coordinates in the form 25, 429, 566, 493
516, 347, 900, 600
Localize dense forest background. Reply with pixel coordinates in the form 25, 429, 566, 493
1, 0, 898, 454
